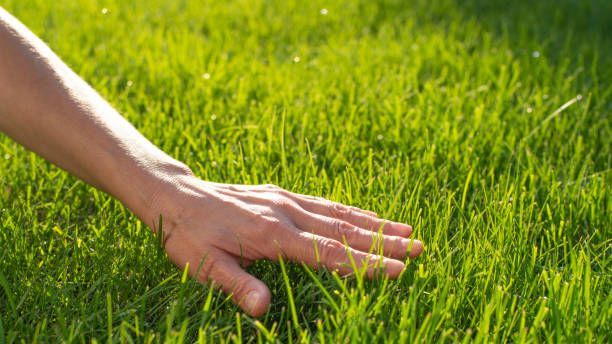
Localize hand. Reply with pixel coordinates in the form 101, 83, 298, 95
0, 8, 423, 319
148, 174, 423, 317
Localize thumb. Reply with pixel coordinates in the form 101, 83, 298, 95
208, 252, 271, 317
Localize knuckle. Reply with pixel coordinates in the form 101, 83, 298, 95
227, 185, 241, 192
390, 236, 404, 249
251, 213, 283, 234
250, 213, 269, 228
272, 196, 297, 212
330, 202, 352, 219
263, 216, 284, 232
268, 185, 294, 199
277, 189, 294, 199
319, 238, 346, 263
332, 220, 353, 239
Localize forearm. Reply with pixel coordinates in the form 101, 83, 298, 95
0, 8, 189, 227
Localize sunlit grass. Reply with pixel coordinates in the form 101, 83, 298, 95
0, 0, 610, 342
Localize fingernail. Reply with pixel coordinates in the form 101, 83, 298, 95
244, 290, 262, 313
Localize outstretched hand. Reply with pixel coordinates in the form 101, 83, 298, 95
151, 175, 424, 317
0, 7, 422, 319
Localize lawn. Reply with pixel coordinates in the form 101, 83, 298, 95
0, 0, 610, 342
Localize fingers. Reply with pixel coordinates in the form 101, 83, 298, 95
276, 230, 406, 278
289, 207, 423, 259
189, 249, 271, 317
207, 183, 421, 259
289, 196, 413, 237
210, 255, 271, 317
208, 182, 413, 237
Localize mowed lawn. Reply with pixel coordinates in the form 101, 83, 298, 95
0, 0, 610, 342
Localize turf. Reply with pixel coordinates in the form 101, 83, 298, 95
0, 0, 610, 342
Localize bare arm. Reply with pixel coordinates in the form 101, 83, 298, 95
0, 7, 187, 223
0, 8, 422, 317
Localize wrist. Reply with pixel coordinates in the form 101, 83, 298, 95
111, 152, 194, 230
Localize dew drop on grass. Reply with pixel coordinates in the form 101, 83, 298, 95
202, 73, 211, 79
532, 51, 540, 58
101, 8, 109, 15
293, 56, 301, 63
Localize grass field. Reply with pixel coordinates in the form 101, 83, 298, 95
0, 0, 610, 342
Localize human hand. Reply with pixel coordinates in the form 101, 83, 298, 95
147, 175, 423, 317
0, 7, 423, 319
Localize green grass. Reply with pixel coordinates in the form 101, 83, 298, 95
0, 0, 610, 342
